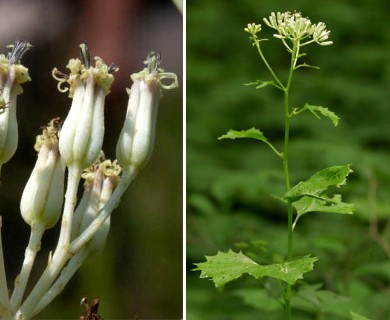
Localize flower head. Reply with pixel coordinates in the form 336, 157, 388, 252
0, 40, 31, 165
20, 119, 65, 230
54, 42, 118, 170
244, 23, 262, 36
72, 152, 121, 254
263, 12, 333, 46
116, 52, 178, 172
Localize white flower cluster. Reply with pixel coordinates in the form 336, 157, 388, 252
0, 41, 178, 320
263, 12, 333, 46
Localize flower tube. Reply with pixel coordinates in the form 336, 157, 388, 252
12, 119, 65, 310
53, 42, 118, 171
73, 154, 121, 254
116, 52, 179, 173
0, 40, 31, 167
20, 119, 65, 230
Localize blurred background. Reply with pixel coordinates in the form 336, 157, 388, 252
0, 0, 182, 318
187, 0, 390, 319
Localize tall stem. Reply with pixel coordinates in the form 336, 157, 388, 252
283, 41, 298, 320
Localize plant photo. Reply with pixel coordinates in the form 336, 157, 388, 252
0, 0, 182, 319
187, 1, 390, 319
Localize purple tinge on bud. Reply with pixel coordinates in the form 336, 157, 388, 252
116, 52, 178, 172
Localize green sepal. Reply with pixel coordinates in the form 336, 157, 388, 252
193, 250, 318, 287
218, 128, 282, 157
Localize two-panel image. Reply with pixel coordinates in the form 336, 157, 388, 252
0, 0, 389, 319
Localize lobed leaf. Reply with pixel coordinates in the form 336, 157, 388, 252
285, 165, 353, 202
292, 194, 354, 227
218, 128, 282, 157
305, 104, 340, 126
193, 250, 317, 287
218, 127, 269, 142
244, 80, 276, 89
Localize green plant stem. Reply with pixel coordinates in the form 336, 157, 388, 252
283, 40, 299, 320
255, 42, 285, 90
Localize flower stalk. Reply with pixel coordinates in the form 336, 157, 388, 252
244, 12, 333, 319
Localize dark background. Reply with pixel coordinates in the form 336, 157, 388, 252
187, 0, 390, 319
0, 0, 182, 318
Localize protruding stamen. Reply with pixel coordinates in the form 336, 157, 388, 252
7, 40, 32, 64
145, 51, 161, 74
79, 41, 91, 69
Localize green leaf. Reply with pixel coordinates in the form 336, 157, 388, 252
292, 194, 354, 228
218, 127, 269, 142
285, 165, 353, 202
193, 250, 318, 287
350, 311, 372, 320
291, 104, 340, 126
218, 128, 282, 157
244, 80, 276, 89
295, 63, 320, 70
304, 104, 340, 126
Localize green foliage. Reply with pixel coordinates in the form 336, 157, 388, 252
194, 250, 317, 286
219, 128, 282, 157
291, 104, 340, 126
285, 165, 354, 226
187, 0, 390, 319
292, 195, 354, 227
286, 165, 353, 202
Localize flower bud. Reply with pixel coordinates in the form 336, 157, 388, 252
53, 42, 118, 170
0, 40, 31, 165
20, 119, 65, 229
73, 153, 121, 254
116, 52, 178, 172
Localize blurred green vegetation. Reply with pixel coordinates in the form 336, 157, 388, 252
187, 1, 390, 319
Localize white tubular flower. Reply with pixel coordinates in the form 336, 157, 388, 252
0, 40, 31, 166
53, 42, 118, 170
116, 52, 179, 172
73, 154, 121, 255
20, 119, 65, 230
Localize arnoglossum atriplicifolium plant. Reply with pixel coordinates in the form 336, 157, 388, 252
194, 12, 371, 320
0, 41, 178, 320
